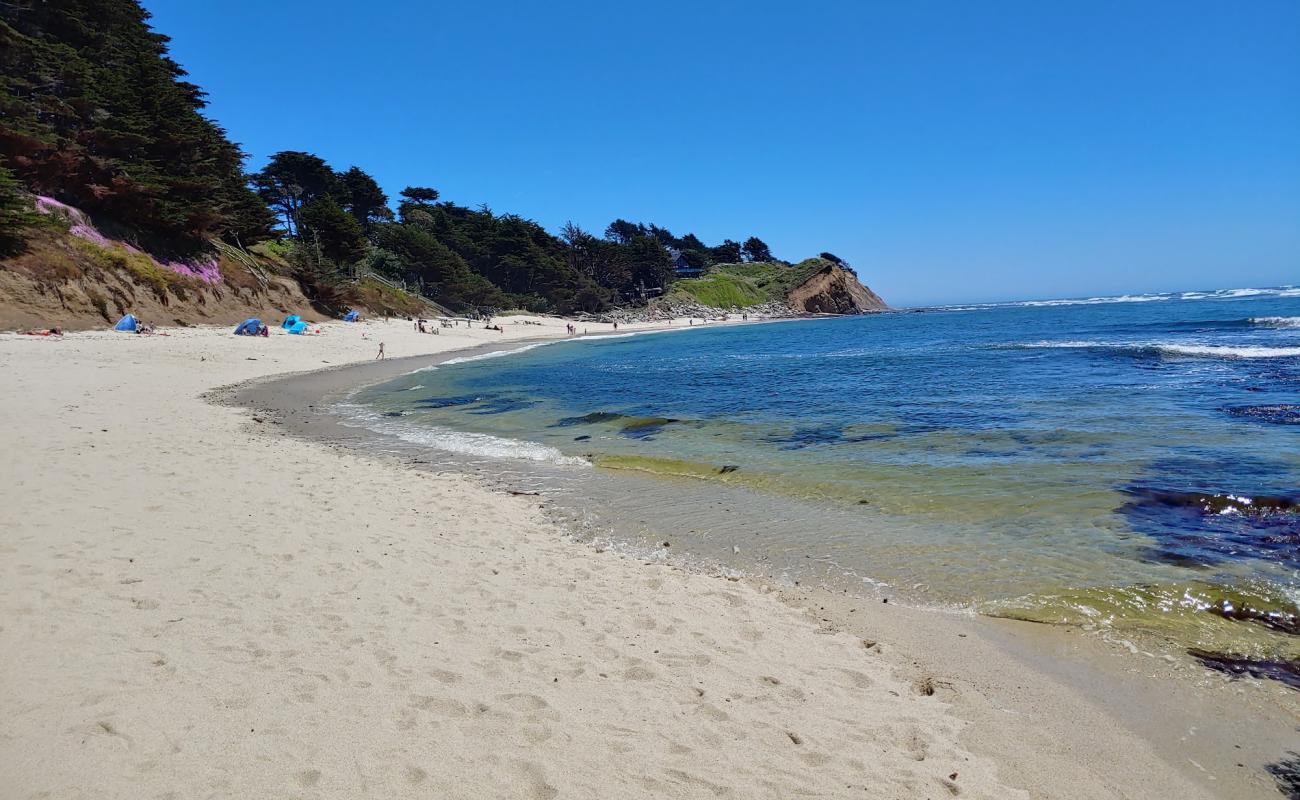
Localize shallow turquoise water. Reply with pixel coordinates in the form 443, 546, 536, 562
347, 287, 1300, 657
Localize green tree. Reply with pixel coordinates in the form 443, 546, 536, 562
338, 166, 392, 231
741, 236, 773, 263
249, 151, 336, 236
604, 218, 642, 244
0, 0, 269, 251
709, 239, 743, 264
399, 186, 440, 207
299, 196, 366, 266
0, 164, 38, 255
361, 246, 409, 281
624, 235, 673, 290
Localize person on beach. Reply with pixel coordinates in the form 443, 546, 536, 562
22, 327, 63, 336
376, 342, 385, 360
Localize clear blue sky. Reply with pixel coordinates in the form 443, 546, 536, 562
143, 0, 1299, 306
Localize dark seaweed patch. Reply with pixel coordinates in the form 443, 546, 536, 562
552, 411, 627, 427
618, 417, 678, 440
1267, 752, 1300, 800
1187, 649, 1300, 691
1221, 404, 1300, 425
466, 396, 538, 415
765, 425, 896, 450
417, 394, 482, 409
1206, 598, 1300, 636
549, 411, 681, 440
1119, 488, 1300, 569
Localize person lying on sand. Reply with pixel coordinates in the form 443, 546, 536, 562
22, 327, 63, 336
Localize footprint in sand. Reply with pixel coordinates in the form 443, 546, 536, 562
403, 765, 428, 785
409, 694, 468, 717
904, 728, 929, 761
498, 692, 549, 711
512, 760, 558, 800
623, 664, 657, 681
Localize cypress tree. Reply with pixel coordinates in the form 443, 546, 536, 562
0, 0, 271, 253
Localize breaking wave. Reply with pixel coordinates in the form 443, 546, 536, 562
940, 286, 1299, 311
333, 403, 589, 466
1250, 316, 1300, 328
1007, 341, 1300, 359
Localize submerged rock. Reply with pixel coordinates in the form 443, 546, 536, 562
1221, 404, 1300, 425
1118, 487, 1300, 569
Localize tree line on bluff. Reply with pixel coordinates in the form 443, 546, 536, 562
0, 0, 847, 314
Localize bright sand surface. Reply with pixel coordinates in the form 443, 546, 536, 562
0, 316, 1288, 799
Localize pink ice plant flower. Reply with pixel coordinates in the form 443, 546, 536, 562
35, 195, 113, 247
34, 195, 223, 284
161, 256, 222, 284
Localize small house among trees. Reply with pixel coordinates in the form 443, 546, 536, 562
668, 248, 702, 278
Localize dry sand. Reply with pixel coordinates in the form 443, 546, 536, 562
0, 316, 1287, 798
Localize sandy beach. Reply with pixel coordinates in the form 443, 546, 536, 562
0, 316, 1291, 799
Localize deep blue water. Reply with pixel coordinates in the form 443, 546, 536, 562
350, 287, 1300, 655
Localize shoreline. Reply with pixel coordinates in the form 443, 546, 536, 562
1, 317, 1293, 798
227, 325, 1298, 799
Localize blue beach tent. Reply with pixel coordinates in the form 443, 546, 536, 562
233, 318, 261, 336
288, 320, 308, 335
113, 314, 137, 332
281, 314, 301, 329
343, 310, 359, 322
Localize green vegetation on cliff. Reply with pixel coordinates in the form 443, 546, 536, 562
666, 259, 846, 309
1, 1, 874, 317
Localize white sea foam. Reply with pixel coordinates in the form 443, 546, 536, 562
939, 285, 1299, 311
440, 341, 552, 366
409, 325, 697, 373
334, 404, 589, 466
1010, 340, 1300, 359
1250, 316, 1300, 328
1154, 344, 1300, 359
1011, 340, 1109, 349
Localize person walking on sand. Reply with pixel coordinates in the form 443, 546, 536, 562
376, 342, 385, 360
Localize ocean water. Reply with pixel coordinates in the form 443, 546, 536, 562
345, 287, 1300, 662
